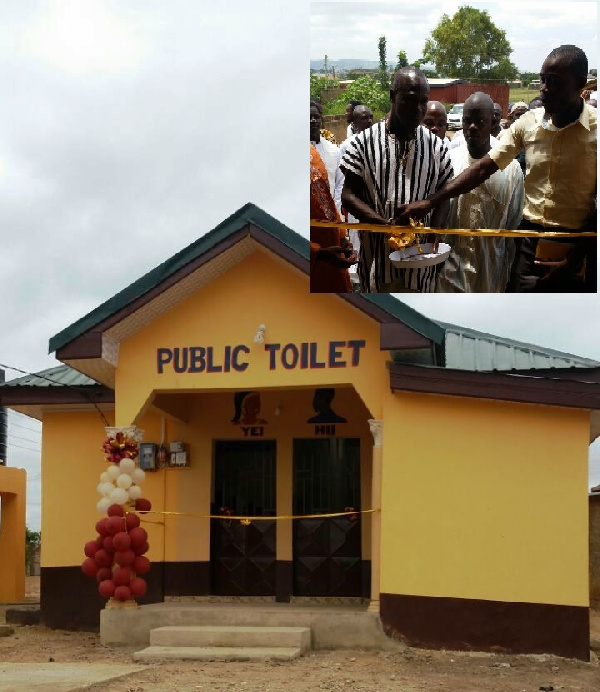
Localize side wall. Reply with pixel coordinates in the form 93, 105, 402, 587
0, 466, 26, 602
590, 494, 600, 609
379, 391, 591, 660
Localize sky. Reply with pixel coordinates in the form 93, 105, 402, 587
0, 1, 599, 533
311, 1, 598, 73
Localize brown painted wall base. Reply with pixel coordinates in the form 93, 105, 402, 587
164, 561, 210, 596
380, 593, 590, 661
41, 565, 164, 631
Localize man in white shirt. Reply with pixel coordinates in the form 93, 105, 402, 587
437, 92, 524, 293
422, 100, 451, 147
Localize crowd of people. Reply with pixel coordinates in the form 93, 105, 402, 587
310, 44, 597, 294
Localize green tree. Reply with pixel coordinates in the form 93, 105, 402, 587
378, 35, 390, 90
395, 50, 408, 71
324, 76, 390, 120
25, 527, 41, 574
422, 6, 518, 81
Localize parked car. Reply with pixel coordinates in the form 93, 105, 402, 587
447, 103, 464, 131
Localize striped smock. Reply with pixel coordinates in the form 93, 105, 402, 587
341, 121, 453, 292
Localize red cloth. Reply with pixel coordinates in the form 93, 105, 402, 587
310, 145, 352, 293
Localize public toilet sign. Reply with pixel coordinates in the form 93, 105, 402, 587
156, 340, 366, 374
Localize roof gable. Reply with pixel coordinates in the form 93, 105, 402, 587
48, 204, 444, 363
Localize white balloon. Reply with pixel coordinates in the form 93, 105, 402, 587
107, 465, 121, 480
117, 473, 132, 490
109, 487, 129, 505
131, 468, 145, 485
97, 497, 112, 513
119, 458, 136, 474
100, 472, 110, 483
100, 482, 115, 497
96, 482, 106, 496
128, 485, 142, 500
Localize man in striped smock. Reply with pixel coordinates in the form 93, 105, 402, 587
340, 66, 453, 292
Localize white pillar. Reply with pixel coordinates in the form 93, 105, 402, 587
367, 419, 383, 613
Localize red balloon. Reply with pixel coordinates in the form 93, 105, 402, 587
82, 557, 99, 576
96, 567, 113, 583
125, 513, 140, 531
107, 504, 124, 517
106, 516, 124, 535
129, 577, 147, 598
135, 498, 152, 513
98, 579, 116, 598
95, 535, 104, 548
115, 549, 135, 567
113, 566, 133, 586
113, 532, 131, 552
94, 549, 113, 568
114, 585, 131, 602
95, 518, 109, 536
103, 535, 116, 552
133, 555, 150, 575
84, 541, 99, 558
132, 541, 149, 556
129, 527, 148, 548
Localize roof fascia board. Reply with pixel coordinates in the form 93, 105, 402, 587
0, 385, 115, 406
390, 362, 600, 410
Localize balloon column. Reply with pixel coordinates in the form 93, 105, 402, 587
81, 427, 153, 604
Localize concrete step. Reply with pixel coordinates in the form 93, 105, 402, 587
150, 625, 311, 651
133, 645, 302, 662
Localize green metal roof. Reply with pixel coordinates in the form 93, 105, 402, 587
0, 365, 98, 387
48, 203, 446, 353
0, 364, 99, 388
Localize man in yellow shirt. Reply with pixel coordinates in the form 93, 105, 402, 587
397, 45, 597, 292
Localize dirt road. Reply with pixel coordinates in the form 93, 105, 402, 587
1, 580, 598, 691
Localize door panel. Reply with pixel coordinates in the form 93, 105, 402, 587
211, 440, 276, 595
293, 438, 362, 596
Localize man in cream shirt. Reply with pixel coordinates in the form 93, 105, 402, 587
397, 44, 597, 292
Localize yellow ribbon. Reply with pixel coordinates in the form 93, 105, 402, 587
310, 219, 597, 239
138, 508, 379, 523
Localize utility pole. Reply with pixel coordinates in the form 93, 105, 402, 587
0, 368, 6, 465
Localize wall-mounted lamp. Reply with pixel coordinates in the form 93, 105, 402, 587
254, 324, 266, 344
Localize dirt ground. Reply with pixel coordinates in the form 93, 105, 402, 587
1, 578, 599, 692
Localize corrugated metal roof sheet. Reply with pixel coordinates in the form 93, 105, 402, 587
0, 364, 99, 387
439, 321, 600, 371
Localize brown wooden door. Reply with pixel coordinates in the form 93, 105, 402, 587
211, 440, 276, 595
293, 438, 362, 596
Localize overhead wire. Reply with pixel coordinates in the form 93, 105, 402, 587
0, 361, 110, 426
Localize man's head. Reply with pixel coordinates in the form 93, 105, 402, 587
509, 101, 528, 122
390, 66, 430, 133
422, 101, 448, 140
529, 97, 544, 109
492, 103, 502, 134
310, 99, 323, 143
540, 45, 588, 115
462, 92, 494, 157
352, 104, 374, 133
589, 99, 598, 108
346, 100, 363, 124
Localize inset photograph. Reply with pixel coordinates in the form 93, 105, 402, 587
310, 2, 597, 293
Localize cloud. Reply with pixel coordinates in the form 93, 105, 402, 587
311, 1, 597, 71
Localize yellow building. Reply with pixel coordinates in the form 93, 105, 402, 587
2, 204, 600, 660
